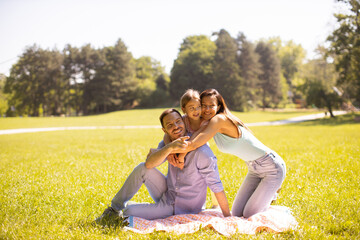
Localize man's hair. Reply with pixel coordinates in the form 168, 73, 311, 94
159, 108, 182, 128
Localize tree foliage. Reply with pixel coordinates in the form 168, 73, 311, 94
170, 35, 216, 100
5, 21, 354, 116
300, 47, 342, 117
212, 29, 244, 110
135, 56, 169, 107
4, 39, 169, 116
5, 45, 64, 116
255, 41, 282, 108
236, 33, 262, 110
327, 0, 360, 104
0, 74, 8, 116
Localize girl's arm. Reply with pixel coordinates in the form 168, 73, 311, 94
170, 115, 224, 154
173, 121, 209, 161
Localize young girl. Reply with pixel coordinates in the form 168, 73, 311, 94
164, 89, 219, 208
174, 89, 286, 218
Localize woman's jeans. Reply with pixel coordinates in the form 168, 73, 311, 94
231, 152, 286, 218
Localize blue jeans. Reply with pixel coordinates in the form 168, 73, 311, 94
111, 163, 174, 220
231, 152, 286, 218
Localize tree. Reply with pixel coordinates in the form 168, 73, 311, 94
300, 46, 342, 117
63, 44, 81, 115
170, 35, 216, 100
255, 41, 282, 108
43, 49, 65, 116
89, 39, 136, 113
5, 45, 64, 116
0, 74, 8, 116
212, 29, 244, 110
268, 37, 306, 104
327, 0, 360, 105
236, 32, 262, 110
135, 56, 170, 107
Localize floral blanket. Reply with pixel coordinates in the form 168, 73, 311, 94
125, 205, 298, 236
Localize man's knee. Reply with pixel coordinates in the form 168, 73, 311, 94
133, 162, 155, 179
133, 162, 147, 174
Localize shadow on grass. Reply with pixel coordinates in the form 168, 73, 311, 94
295, 113, 360, 126
70, 216, 128, 235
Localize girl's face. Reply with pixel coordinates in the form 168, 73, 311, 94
201, 95, 219, 121
182, 98, 201, 120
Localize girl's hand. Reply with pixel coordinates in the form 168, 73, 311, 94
169, 136, 190, 151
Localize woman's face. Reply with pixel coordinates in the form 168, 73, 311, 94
183, 98, 201, 121
201, 95, 219, 121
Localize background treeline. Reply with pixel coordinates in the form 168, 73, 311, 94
1, 0, 359, 117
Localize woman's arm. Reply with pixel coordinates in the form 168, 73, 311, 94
185, 115, 224, 151
168, 115, 225, 154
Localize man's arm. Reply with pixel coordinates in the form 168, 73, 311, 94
214, 191, 231, 217
145, 136, 189, 169
195, 150, 231, 217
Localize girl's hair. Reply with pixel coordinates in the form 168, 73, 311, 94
180, 89, 200, 109
200, 89, 250, 131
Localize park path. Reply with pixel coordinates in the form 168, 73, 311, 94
0, 111, 347, 135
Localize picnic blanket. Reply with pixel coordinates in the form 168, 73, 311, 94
125, 205, 298, 236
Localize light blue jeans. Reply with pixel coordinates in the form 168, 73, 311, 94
111, 163, 174, 220
231, 152, 286, 218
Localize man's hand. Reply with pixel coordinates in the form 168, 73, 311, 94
145, 136, 189, 169
167, 154, 185, 170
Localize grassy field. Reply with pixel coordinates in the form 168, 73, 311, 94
0, 110, 359, 239
0, 108, 322, 130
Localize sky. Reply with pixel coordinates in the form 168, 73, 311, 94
0, 0, 344, 76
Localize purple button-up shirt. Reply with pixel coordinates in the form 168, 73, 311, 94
157, 141, 224, 215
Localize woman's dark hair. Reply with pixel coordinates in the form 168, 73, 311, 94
200, 89, 249, 130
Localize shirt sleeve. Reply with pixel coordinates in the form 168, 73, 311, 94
195, 147, 224, 193
155, 140, 168, 165
157, 140, 165, 149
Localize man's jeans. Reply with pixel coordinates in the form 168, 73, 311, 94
111, 162, 174, 220
231, 152, 286, 218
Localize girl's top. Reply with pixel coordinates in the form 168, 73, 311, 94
213, 125, 271, 162
183, 115, 208, 134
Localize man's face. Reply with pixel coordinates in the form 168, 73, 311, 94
162, 112, 186, 140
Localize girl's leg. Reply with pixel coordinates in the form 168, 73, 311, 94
111, 162, 167, 211
231, 170, 261, 217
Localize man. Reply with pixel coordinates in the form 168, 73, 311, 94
96, 109, 230, 223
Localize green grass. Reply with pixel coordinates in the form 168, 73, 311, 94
0, 111, 359, 239
0, 108, 322, 130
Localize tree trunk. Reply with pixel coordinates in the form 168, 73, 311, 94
323, 91, 335, 118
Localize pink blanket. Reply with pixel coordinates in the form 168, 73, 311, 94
125, 206, 298, 236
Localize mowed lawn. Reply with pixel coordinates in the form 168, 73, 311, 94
0, 109, 322, 130
0, 110, 359, 239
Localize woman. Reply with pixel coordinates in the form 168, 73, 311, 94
181, 89, 286, 218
